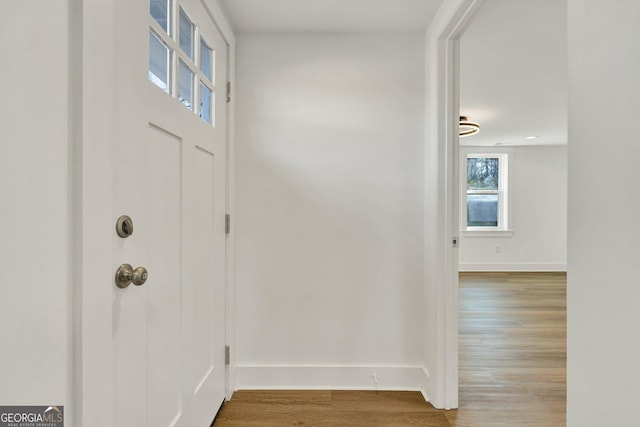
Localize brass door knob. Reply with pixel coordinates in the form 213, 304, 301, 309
115, 264, 149, 288
131, 266, 148, 286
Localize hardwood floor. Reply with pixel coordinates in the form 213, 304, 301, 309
213, 390, 450, 426
447, 272, 566, 427
213, 272, 566, 426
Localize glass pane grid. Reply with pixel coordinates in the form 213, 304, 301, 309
149, 0, 217, 126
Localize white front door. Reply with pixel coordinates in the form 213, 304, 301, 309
83, 0, 228, 425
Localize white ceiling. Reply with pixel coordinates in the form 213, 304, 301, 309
217, 0, 444, 32
216, 0, 566, 147
460, 0, 567, 147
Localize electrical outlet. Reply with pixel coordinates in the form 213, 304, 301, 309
495, 245, 502, 253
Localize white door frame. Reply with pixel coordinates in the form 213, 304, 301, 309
199, 0, 238, 403
76, 1, 236, 425
425, 0, 484, 410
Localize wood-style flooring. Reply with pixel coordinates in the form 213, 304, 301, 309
213, 272, 566, 426
447, 272, 566, 426
213, 390, 450, 426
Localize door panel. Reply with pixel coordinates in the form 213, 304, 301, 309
146, 125, 183, 427
193, 148, 216, 393
110, 0, 228, 425
190, 144, 226, 425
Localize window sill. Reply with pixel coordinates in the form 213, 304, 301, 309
461, 229, 514, 238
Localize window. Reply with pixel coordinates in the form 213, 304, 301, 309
198, 37, 215, 124
150, 0, 170, 33
178, 60, 194, 110
148, 0, 217, 125
148, 31, 170, 93
200, 38, 213, 81
178, 8, 194, 60
465, 154, 509, 231
199, 82, 213, 124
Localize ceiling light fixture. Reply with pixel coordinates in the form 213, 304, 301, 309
526, 136, 538, 140
459, 116, 480, 137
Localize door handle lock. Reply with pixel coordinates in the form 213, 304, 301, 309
115, 264, 149, 288
116, 215, 134, 238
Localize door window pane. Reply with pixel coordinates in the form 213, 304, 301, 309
149, 31, 170, 92
200, 38, 213, 81
468, 157, 499, 190
467, 194, 499, 227
150, 0, 170, 34
199, 82, 213, 124
178, 60, 193, 110
179, 8, 194, 59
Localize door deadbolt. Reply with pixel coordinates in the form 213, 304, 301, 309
116, 215, 134, 238
115, 264, 148, 288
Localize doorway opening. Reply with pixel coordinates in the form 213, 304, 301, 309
454, 0, 568, 423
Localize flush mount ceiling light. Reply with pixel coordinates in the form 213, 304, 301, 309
459, 116, 480, 137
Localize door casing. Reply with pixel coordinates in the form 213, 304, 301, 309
424, 0, 484, 410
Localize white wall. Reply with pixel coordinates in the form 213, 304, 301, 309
0, 0, 73, 415
459, 145, 567, 271
234, 33, 426, 390
567, 1, 640, 425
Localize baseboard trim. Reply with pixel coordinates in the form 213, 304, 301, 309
459, 263, 567, 272
235, 365, 430, 401
419, 367, 431, 403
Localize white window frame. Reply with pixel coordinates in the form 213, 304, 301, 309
462, 153, 513, 237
